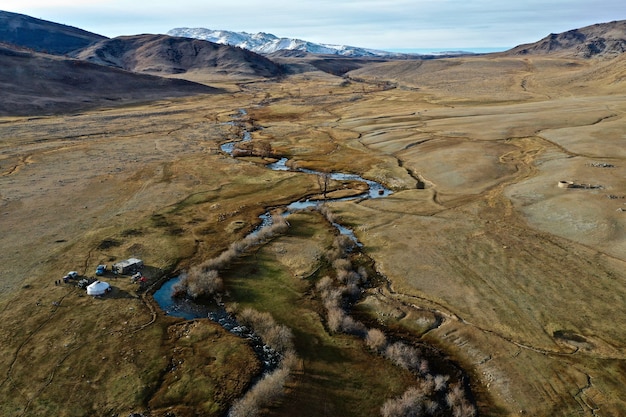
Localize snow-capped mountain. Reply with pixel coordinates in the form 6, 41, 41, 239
167, 28, 403, 57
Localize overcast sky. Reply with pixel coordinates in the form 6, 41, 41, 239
4, 1, 626, 51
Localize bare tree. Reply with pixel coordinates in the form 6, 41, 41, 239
316, 172, 331, 199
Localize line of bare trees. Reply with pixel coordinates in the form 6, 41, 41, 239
316, 205, 476, 417
174, 213, 290, 299
227, 307, 298, 417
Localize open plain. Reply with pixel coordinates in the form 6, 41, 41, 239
1, 51, 626, 417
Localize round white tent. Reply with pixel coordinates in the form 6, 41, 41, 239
86, 280, 110, 296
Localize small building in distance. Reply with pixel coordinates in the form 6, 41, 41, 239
112, 258, 143, 275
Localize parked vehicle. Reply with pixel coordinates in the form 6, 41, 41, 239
95, 265, 106, 276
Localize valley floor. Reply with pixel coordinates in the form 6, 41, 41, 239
0, 55, 625, 416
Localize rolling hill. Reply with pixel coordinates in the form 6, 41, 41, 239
506, 19, 626, 58
73, 34, 284, 78
0, 10, 106, 55
0, 43, 218, 116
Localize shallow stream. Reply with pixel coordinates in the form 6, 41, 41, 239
154, 113, 393, 373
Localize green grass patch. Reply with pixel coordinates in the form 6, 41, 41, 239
223, 223, 416, 417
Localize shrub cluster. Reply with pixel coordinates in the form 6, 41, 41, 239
228, 351, 297, 417
228, 307, 298, 417
381, 385, 439, 417
312, 208, 476, 417
316, 233, 369, 336
172, 209, 296, 415
237, 307, 294, 354
182, 268, 223, 299
175, 214, 289, 299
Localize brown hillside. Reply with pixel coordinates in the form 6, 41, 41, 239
0, 43, 219, 116
345, 52, 626, 102
0, 10, 106, 55
73, 34, 284, 79
505, 19, 626, 58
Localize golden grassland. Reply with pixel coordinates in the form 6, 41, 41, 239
0, 54, 625, 416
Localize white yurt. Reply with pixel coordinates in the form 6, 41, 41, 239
86, 280, 111, 296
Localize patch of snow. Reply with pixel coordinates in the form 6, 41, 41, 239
167, 27, 408, 58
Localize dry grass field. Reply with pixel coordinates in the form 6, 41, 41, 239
1, 52, 625, 416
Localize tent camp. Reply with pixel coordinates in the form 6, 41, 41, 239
86, 280, 111, 296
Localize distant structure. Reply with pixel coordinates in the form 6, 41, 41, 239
557, 180, 603, 190
112, 258, 143, 275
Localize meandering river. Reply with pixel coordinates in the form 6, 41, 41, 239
154, 112, 392, 372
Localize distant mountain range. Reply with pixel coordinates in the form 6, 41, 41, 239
167, 28, 405, 58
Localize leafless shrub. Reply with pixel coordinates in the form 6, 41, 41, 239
340, 314, 366, 336
323, 304, 365, 335
237, 308, 294, 354
380, 386, 426, 417
342, 283, 361, 299
366, 328, 388, 352
434, 374, 449, 392
315, 172, 331, 198
325, 247, 342, 263
337, 269, 362, 286
251, 215, 289, 243
319, 204, 337, 223
334, 234, 356, 254
200, 248, 237, 271
228, 310, 299, 417
174, 269, 223, 299
180, 214, 290, 299
189, 270, 223, 298
424, 400, 440, 415
446, 384, 476, 417
452, 400, 477, 417
264, 324, 295, 354
228, 358, 293, 417
357, 265, 368, 283
326, 306, 345, 333
225, 302, 239, 315
229, 239, 249, 255
445, 384, 464, 408
321, 288, 344, 310
385, 342, 422, 371
315, 276, 333, 293
332, 258, 352, 272
325, 234, 356, 261
420, 375, 436, 396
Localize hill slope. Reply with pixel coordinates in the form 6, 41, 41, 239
74, 34, 284, 78
0, 10, 106, 54
0, 43, 218, 116
506, 20, 626, 58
